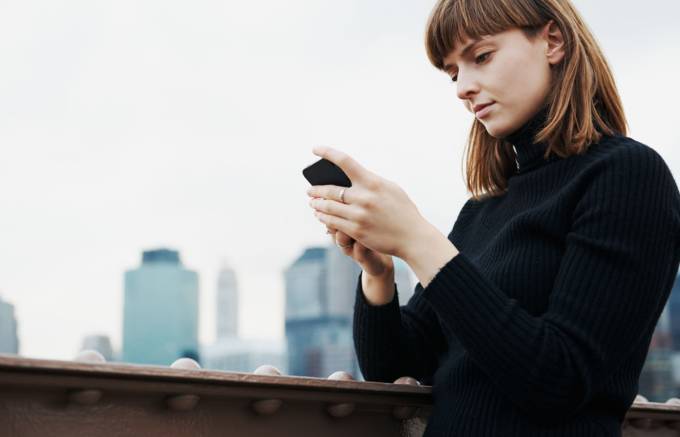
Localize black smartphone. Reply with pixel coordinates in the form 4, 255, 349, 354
302, 158, 352, 187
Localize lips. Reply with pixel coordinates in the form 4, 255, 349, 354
474, 102, 495, 119
472, 102, 494, 113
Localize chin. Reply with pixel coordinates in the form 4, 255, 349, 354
481, 121, 512, 139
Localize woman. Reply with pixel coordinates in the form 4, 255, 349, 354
306, 0, 680, 435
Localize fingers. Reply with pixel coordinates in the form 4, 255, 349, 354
335, 232, 359, 257
326, 226, 356, 249
335, 230, 355, 246
312, 146, 372, 184
309, 197, 361, 221
307, 185, 348, 203
314, 210, 355, 237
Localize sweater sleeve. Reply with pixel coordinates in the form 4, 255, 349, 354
353, 271, 448, 385
419, 145, 680, 420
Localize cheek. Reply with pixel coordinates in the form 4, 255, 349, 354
489, 53, 551, 134
502, 54, 548, 106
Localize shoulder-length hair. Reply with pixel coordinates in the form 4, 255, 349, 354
425, 0, 627, 200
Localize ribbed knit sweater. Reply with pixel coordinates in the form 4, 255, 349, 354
353, 108, 680, 436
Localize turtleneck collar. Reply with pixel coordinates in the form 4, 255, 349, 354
504, 106, 559, 174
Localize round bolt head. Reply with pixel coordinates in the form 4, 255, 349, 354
166, 394, 200, 411
327, 371, 354, 381
74, 350, 106, 364
251, 399, 282, 415
253, 365, 281, 376
170, 358, 201, 370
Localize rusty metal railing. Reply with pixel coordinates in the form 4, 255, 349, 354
0, 354, 678, 436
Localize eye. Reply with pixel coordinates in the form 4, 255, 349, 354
475, 52, 491, 64
450, 52, 492, 83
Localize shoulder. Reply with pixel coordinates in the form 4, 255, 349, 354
574, 134, 680, 237
579, 134, 677, 190
587, 133, 669, 166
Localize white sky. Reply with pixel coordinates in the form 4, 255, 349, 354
0, 0, 678, 361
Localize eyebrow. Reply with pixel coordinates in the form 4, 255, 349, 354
443, 38, 482, 72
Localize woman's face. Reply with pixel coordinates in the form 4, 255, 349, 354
443, 23, 564, 138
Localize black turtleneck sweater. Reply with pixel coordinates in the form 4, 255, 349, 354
353, 108, 680, 436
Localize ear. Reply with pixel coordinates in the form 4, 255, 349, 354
541, 20, 566, 66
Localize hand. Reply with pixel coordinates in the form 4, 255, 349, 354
307, 146, 433, 259
325, 226, 394, 277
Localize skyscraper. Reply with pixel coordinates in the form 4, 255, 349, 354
203, 262, 287, 373
667, 272, 680, 396
669, 273, 680, 352
216, 263, 238, 340
325, 244, 361, 318
394, 257, 416, 304
0, 295, 19, 354
639, 303, 675, 401
284, 245, 361, 379
122, 249, 199, 366
285, 247, 327, 321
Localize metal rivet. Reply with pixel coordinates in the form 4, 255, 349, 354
69, 350, 106, 405
326, 371, 355, 418
170, 358, 201, 370
166, 394, 200, 411
166, 358, 202, 411
392, 376, 420, 420
251, 364, 283, 415
68, 389, 103, 405
74, 349, 106, 363
251, 399, 283, 416
253, 365, 281, 376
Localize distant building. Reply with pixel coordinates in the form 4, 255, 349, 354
394, 257, 416, 304
639, 304, 675, 401
202, 262, 285, 373
284, 245, 361, 379
669, 273, 680, 352
667, 273, 680, 396
122, 249, 199, 366
216, 264, 238, 340
0, 295, 19, 354
81, 334, 114, 362
201, 337, 287, 374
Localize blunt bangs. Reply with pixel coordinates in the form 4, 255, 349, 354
425, 0, 548, 70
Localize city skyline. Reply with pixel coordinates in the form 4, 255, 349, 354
1, 0, 679, 360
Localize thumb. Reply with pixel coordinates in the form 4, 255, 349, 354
312, 146, 373, 184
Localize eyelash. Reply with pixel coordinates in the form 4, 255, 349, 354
450, 52, 491, 82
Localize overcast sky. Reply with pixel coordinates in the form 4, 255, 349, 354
1, 0, 678, 361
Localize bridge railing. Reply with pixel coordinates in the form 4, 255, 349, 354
0, 354, 678, 436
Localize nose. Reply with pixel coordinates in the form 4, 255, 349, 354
456, 71, 480, 105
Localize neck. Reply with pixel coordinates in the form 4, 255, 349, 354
504, 106, 557, 174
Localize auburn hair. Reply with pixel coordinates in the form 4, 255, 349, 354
425, 0, 627, 200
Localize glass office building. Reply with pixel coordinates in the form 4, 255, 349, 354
122, 249, 199, 365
